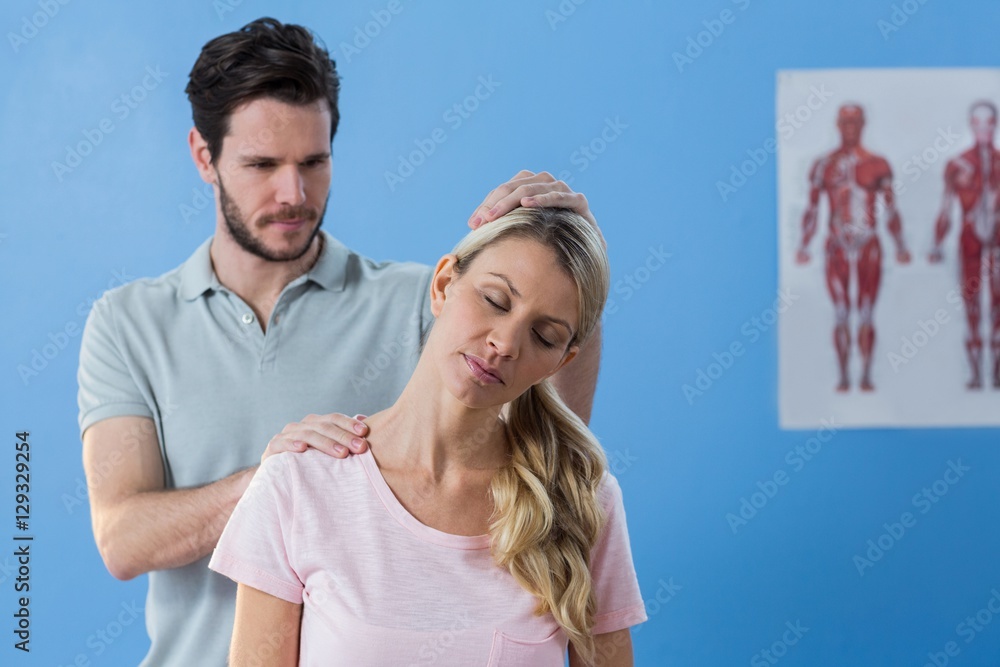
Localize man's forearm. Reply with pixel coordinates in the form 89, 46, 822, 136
96, 466, 256, 580
551, 323, 602, 425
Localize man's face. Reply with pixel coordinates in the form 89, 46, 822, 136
213, 97, 332, 262
970, 104, 997, 146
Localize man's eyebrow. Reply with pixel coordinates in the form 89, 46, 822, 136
237, 152, 331, 163
488, 272, 574, 335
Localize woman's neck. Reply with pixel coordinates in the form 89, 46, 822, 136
364, 356, 509, 483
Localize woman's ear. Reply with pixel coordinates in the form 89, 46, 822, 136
538, 345, 579, 384
430, 254, 459, 318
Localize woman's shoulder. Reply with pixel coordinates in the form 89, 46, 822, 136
596, 468, 624, 509
257, 448, 368, 493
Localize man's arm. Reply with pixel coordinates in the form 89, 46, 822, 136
84, 410, 368, 581
550, 322, 602, 424
83, 416, 255, 580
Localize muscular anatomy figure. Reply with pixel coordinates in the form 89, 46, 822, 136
796, 105, 911, 392
929, 101, 1000, 388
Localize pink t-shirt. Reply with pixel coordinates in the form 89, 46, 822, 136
209, 447, 646, 666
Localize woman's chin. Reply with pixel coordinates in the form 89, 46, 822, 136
445, 383, 511, 411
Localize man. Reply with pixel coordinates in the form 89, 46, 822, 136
929, 100, 1000, 389
77, 18, 604, 666
796, 104, 911, 392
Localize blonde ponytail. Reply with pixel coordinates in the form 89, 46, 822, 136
450, 206, 611, 663
489, 380, 608, 664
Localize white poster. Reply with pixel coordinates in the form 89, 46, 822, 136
778, 68, 1000, 428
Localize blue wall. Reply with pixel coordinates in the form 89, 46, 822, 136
3, 1, 1000, 665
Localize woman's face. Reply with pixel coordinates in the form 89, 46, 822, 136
428, 236, 581, 409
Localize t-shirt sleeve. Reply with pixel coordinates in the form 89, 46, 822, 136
77, 295, 154, 437
590, 472, 647, 635
417, 264, 434, 339
209, 453, 304, 604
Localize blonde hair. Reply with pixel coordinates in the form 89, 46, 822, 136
450, 207, 611, 663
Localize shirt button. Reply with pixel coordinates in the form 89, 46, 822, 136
241, 313, 255, 325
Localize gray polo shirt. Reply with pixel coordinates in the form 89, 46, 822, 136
77, 231, 433, 667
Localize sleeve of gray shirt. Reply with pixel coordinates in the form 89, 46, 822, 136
77, 294, 153, 438
417, 265, 435, 343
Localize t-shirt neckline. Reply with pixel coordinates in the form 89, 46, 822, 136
358, 448, 492, 550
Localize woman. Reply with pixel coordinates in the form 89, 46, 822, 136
209, 207, 646, 665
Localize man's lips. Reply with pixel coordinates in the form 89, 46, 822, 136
464, 354, 503, 385
268, 218, 307, 229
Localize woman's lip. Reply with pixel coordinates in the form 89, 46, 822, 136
464, 354, 503, 384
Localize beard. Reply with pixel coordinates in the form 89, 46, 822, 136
217, 173, 328, 262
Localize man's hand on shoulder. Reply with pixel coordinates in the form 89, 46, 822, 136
467, 170, 604, 247
261, 413, 369, 464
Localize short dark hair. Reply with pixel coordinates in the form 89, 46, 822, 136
185, 17, 341, 163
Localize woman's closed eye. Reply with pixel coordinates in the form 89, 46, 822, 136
484, 294, 507, 311
483, 294, 556, 348
533, 331, 555, 348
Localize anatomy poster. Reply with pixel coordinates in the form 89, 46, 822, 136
778, 69, 1000, 428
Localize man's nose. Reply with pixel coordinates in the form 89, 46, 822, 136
273, 165, 306, 207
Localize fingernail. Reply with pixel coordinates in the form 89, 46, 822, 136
523, 197, 536, 206
352, 437, 365, 450
487, 206, 499, 217
353, 422, 366, 435
355, 414, 368, 420
470, 216, 482, 228
335, 445, 347, 456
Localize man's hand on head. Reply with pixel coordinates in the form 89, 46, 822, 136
261, 413, 369, 464
467, 170, 604, 247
